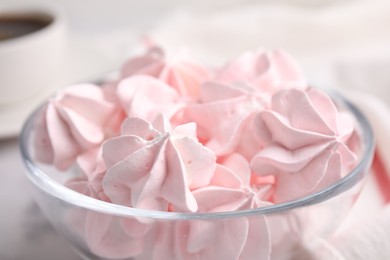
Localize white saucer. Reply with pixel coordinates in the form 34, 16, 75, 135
0, 37, 120, 139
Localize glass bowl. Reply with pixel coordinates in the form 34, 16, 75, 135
19, 89, 374, 260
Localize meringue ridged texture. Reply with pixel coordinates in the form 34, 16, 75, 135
33, 46, 361, 260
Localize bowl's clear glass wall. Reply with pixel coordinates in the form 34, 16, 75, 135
28, 167, 366, 260
20, 91, 374, 259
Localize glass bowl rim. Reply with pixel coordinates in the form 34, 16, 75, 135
19, 87, 375, 220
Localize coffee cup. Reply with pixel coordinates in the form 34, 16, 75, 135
0, 4, 66, 106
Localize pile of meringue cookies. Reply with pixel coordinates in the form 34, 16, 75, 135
33, 46, 360, 259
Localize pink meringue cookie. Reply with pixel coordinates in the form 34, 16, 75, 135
169, 154, 271, 260
100, 80, 128, 137
65, 169, 108, 202
116, 75, 183, 122
173, 218, 250, 260
66, 146, 108, 200
68, 177, 154, 260
216, 49, 306, 98
195, 153, 272, 212
185, 81, 265, 157
251, 88, 358, 202
84, 211, 151, 259
121, 47, 211, 100
102, 115, 216, 212
65, 145, 156, 260
64, 157, 108, 245
34, 84, 117, 170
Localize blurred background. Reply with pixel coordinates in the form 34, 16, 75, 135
3, 0, 390, 102
1, 0, 390, 259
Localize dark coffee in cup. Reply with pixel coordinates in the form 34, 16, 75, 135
0, 13, 53, 41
